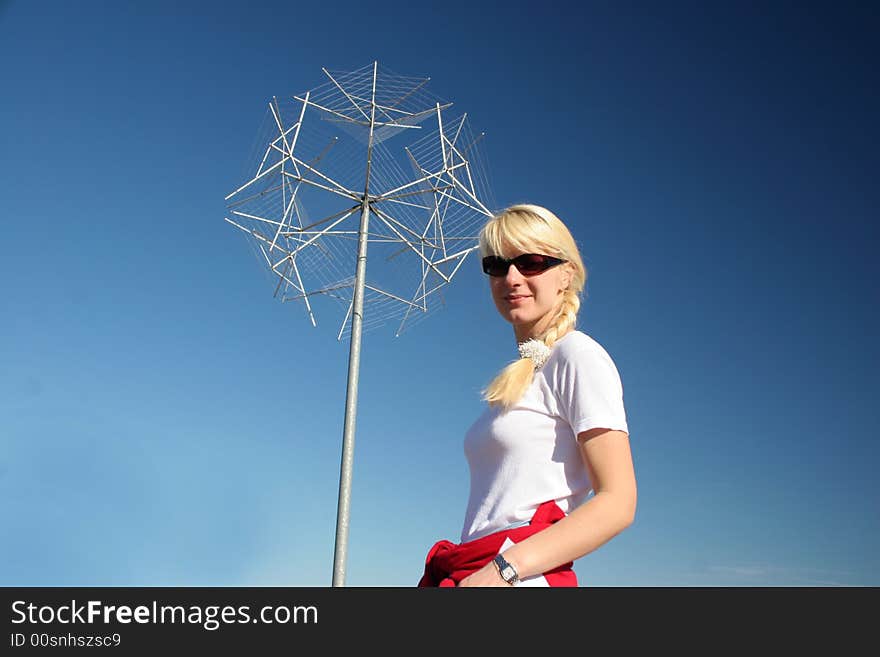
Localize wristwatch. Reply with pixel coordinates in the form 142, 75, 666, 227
493, 553, 520, 585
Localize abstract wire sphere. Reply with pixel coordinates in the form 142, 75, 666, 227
225, 62, 495, 338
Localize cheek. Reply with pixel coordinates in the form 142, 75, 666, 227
546, 272, 567, 296
532, 282, 559, 308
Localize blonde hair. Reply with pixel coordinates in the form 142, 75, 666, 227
480, 204, 587, 411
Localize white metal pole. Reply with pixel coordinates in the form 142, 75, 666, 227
332, 60, 379, 587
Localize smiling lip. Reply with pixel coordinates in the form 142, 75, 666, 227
506, 294, 531, 304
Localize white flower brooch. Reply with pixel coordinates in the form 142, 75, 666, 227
518, 339, 552, 369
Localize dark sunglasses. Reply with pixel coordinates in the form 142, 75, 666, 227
481, 253, 567, 277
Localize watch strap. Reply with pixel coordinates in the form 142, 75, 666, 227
493, 553, 520, 585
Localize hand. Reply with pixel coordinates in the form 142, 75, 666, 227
457, 561, 513, 587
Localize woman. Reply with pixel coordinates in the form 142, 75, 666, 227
418, 204, 637, 587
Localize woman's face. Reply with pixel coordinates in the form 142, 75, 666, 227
488, 248, 573, 342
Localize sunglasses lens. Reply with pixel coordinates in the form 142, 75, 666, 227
514, 254, 552, 275
483, 254, 562, 276
482, 256, 508, 276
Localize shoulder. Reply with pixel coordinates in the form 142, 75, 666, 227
546, 331, 624, 390
545, 331, 629, 433
551, 330, 618, 368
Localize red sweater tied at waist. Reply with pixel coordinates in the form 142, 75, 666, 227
418, 500, 578, 587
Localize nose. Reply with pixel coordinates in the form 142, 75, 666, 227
504, 261, 526, 284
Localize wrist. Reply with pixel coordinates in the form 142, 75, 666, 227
500, 546, 528, 580
492, 553, 520, 585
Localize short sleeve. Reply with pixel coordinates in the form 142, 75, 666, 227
553, 340, 629, 438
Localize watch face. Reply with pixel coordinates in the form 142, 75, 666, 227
502, 566, 515, 580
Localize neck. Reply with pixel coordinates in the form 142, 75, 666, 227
514, 316, 548, 343
514, 325, 536, 343
514, 320, 573, 345
514, 297, 567, 344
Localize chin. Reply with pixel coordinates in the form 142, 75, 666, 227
494, 302, 538, 328
508, 313, 538, 329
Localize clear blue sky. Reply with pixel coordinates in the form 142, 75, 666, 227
1, 0, 877, 587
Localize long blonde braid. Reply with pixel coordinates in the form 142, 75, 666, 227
482, 289, 581, 411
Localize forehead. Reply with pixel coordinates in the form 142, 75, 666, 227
495, 242, 552, 258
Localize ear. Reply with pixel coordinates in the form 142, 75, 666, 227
559, 264, 573, 292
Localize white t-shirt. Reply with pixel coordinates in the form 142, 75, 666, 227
460, 330, 629, 544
